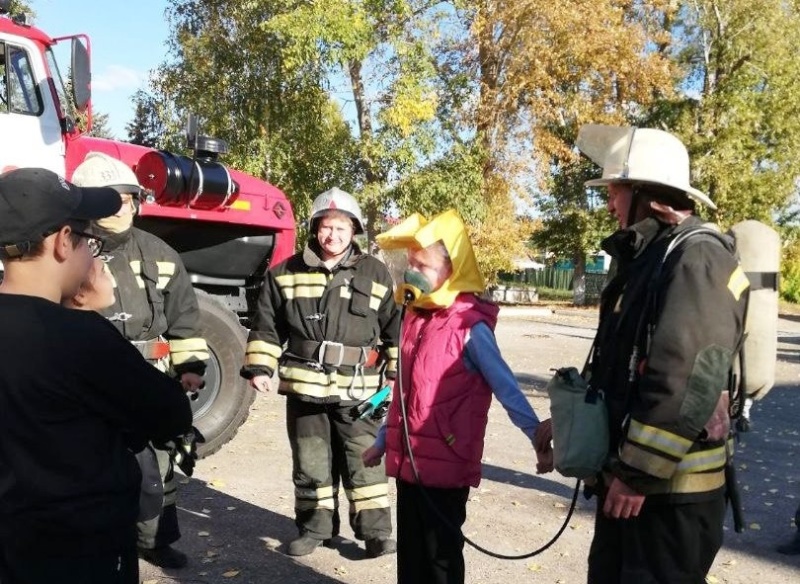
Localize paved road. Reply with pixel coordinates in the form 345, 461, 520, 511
140, 308, 800, 584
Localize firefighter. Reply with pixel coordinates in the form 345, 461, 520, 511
241, 187, 400, 558
573, 125, 748, 582
72, 152, 209, 570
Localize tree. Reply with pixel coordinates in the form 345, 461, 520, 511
264, 0, 443, 245
7, 1, 32, 14
649, 0, 800, 227
126, 90, 166, 148
152, 0, 360, 234
63, 74, 117, 139
464, 1, 676, 301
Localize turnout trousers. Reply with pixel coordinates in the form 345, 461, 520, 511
286, 397, 392, 541
136, 444, 180, 549
588, 489, 726, 584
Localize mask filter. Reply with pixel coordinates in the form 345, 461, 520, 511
401, 270, 433, 304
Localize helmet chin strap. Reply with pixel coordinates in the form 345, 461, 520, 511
625, 186, 642, 229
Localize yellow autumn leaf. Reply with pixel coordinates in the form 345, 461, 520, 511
222, 569, 240, 578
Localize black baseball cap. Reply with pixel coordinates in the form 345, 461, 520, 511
0, 167, 122, 258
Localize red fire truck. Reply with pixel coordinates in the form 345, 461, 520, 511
0, 4, 296, 456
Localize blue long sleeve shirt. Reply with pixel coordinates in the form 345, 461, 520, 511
374, 321, 539, 450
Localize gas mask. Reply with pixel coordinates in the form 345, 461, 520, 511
400, 270, 433, 305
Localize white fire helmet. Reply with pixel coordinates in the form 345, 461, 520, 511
308, 187, 365, 234
576, 125, 716, 210
72, 152, 142, 196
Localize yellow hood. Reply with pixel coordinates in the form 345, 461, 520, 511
376, 209, 485, 309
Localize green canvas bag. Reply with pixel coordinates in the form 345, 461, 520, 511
547, 362, 609, 480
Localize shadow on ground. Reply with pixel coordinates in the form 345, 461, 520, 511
708, 384, 800, 572
139, 479, 348, 584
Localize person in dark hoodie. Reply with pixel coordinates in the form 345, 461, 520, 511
0, 167, 193, 584
241, 187, 401, 559
72, 152, 209, 570
364, 209, 554, 584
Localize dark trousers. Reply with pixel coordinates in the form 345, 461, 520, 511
0, 540, 138, 584
588, 490, 726, 584
287, 398, 392, 541
396, 480, 470, 584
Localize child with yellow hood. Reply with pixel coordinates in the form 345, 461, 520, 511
362, 209, 553, 584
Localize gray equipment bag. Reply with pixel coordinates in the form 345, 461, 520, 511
547, 365, 609, 480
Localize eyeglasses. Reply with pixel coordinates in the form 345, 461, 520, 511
71, 230, 104, 258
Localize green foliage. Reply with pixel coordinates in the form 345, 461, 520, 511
390, 144, 484, 222
150, 0, 359, 225
63, 73, 115, 139
264, 0, 443, 243
649, 0, 800, 228
126, 90, 166, 147
533, 159, 617, 261
536, 287, 575, 302
135, 0, 800, 283
78, 109, 115, 139
7, 1, 32, 15
777, 220, 800, 303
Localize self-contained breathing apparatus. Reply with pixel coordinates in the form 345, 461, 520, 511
393, 269, 580, 560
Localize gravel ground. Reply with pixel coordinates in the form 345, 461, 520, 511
140, 307, 800, 584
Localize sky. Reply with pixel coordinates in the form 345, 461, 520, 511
32, 0, 171, 138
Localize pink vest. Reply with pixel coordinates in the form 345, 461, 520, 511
385, 294, 498, 488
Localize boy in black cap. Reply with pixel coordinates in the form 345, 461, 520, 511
0, 168, 194, 584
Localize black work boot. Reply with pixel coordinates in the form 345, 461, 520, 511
287, 534, 332, 557
365, 537, 397, 559
138, 545, 188, 569
776, 532, 800, 555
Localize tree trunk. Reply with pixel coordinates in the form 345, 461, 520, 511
477, 2, 499, 182
349, 59, 372, 140
349, 58, 381, 244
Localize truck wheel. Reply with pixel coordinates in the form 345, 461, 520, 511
191, 290, 255, 459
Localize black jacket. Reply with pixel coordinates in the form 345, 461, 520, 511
99, 227, 208, 375
592, 216, 748, 499
0, 295, 193, 553
242, 241, 400, 404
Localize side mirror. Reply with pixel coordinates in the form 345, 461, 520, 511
70, 37, 91, 113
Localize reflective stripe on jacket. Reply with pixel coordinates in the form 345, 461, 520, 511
242, 242, 400, 404
100, 227, 208, 375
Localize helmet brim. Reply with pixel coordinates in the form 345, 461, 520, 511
585, 176, 716, 210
